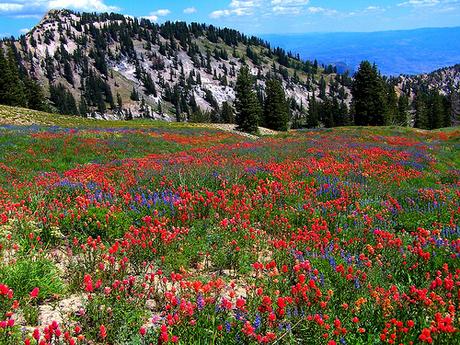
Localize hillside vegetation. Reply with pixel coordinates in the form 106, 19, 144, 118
0, 111, 459, 344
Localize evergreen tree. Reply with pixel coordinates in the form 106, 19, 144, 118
414, 93, 429, 130
157, 101, 163, 116
117, 93, 123, 109
442, 95, 452, 127
130, 87, 140, 101
397, 94, 409, 126
79, 97, 89, 117
0, 48, 27, 107
221, 101, 235, 123
339, 101, 350, 126
64, 60, 74, 85
351, 61, 387, 126
25, 79, 47, 111
263, 78, 289, 131
307, 95, 319, 128
235, 66, 261, 133
50, 83, 78, 115
385, 85, 398, 125
429, 89, 444, 130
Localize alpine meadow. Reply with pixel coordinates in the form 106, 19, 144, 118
0, 2, 459, 345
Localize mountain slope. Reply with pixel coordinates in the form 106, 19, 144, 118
1, 9, 350, 122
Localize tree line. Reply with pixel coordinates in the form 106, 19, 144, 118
233, 60, 454, 134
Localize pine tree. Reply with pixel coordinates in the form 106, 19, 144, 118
414, 93, 429, 130
429, 90, 444, 130
385, 85, 398, 125
221, 101, 235, 124
397, 94, 409, 126
235, 66, 261, 133
351, 61, 387, 126
1, 48, 27, 107
263, 78, 289, 131
307, 95, 319, 128
130, 87, 140, 101
64, 60, 74, 85
0, 50, 8, 104
79, 97, 89, 117
25, 79, 47, 111
117, 93, 123, 109
442, 95, 452, 127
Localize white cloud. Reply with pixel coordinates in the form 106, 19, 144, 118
183, 7, 197, 14
272, 6, 302, 14
210, 0, 261, 18
271, 0, 309, 5
0, 3, 24, 12
307, 6, 338, 15
0, 0, 120, 17
47, 0, 119, 12
19, 28, 30, 34
151, 9, 171, 16
210, 9, 250, 18
142, 9, 171, 22
398, 0, 440, 6
230, 0, 258, 8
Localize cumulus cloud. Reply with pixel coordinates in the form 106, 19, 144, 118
271, 0, 309, 5
307, 6, 338, 15
210, 0, 261, 18
142, 9, 171, 22
0, 3, 24, 12
272, 6, 302, 14
183, 7, 197, 14
0, 0, 119, 17
47, 0, 119, 12
398, 0, 440, 6
19, 28, 30, 34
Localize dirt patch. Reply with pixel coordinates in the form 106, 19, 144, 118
200, 123, 278, 139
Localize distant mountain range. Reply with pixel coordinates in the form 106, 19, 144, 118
261, 27, 460, 76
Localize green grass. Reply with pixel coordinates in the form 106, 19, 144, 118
0, 258, 64, 301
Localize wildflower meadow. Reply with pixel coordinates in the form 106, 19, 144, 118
0, 120, 459, 344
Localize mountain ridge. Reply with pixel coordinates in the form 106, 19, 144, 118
2, 9, 347, 121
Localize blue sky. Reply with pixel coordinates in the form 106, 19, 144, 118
0, 0, 459, 37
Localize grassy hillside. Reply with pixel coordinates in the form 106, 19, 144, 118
0, 106, 459, 344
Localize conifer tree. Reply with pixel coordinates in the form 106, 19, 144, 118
429, 89, 444, 130
221, 101, 235, 124
25, 79, 47, 111
385, 85, 398, 125
117, 93, 123, 109
307, 95, 319, 128
79, 97, 89, 117
130, 87, 140, 101
263, 78, 289, 131
235, 66, 261, 133
414, 93, 429, 129
397, 94, 409, 126
351, 61, 387, 126
2, 48, 27, 107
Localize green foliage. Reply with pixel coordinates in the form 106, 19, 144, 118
235, 66, 262, 133
414, 89, 451, 130
221, 101, 235, 124
351, 61, 387, 126
0, 258, 64, 301
397, 94, 410, 126
263, 78, 289, 131
50, 83, 79, 115
0, 46, 46, 111
77, 292, 147, 344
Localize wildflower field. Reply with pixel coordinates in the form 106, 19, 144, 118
0, 114, 459, 344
